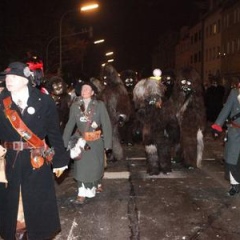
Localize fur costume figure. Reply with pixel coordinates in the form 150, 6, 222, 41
161, 69, 176, 100
46, 76, 72, 133
119, 70, 141, 145
99, 64, 132, 161
133, 69, 180, 175
172, 66, 206, 168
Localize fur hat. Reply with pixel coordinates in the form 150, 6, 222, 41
4, 62, 32, 79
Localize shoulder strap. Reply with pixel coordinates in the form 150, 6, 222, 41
3, 96, 45, 148
230, 112, 240, 121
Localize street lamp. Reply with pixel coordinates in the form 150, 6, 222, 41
94, 39, 105, 44
105, 51, 114, 56
59, 2, 99, 75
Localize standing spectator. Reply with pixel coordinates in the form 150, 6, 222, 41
45, 76, 72, 134
63, 81, 112, 204
205, 80, 225, 122
0, 62, 69, 239
212, 84, 240, 196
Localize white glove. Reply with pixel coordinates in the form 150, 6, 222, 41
70, 146, 81, 159
76, 138, 87, 149
70, 138, 87, 159
53, 166, 68, 178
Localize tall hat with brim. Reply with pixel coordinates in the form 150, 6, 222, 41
4, 62, 32, 79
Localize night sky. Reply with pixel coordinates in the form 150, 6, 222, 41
94, 0, 200, 72
0, 0, 202, 76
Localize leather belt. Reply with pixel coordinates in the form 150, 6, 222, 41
3, 141, 34, 151
83, 130, 101, 141
230, 121, 240, 129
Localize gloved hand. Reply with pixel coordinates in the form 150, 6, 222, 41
53, 166, 68, 178
211, 124, 222, 139
105, 149, 115, 162
54, 169, 64, 178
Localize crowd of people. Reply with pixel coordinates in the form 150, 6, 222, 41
0, 59, 240, 239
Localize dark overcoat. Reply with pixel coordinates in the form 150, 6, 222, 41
0, 86, 69, 240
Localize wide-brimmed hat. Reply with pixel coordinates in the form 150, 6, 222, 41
3, 62, 32, 79
75, 80, 98, 96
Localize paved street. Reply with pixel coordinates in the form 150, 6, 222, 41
53, 126, 240, 240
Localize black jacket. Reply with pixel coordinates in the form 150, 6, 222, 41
0, 86, 69, 240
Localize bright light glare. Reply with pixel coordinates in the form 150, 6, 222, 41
107, 59, 114, 62
94, 39, 105, 44
81, 3, 99, 11
105, 52, 114, 56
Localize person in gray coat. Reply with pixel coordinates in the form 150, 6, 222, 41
63, 81, 112, 204
212, 86, 240, 196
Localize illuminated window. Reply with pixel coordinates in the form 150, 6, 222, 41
213, 23, 217, 34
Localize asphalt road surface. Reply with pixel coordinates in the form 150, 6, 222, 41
2, 127, 240, 240
53, 128, 240, 240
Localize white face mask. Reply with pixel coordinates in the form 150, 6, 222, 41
5, 75, 28, 93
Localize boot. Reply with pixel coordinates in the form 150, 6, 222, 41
228, 184, 240, 196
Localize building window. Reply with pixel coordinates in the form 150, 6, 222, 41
217, 46, 221, 58
194, 53, 198, 63
194, 32, 198, 42
232, 40, 235, 53
213, 47, 216, 59
227, 42, 230, 54
217, 19, 221, 33
223, 14, 229, 29
213, 23, 217, 34
234, 9, 237, 23
226, 14, 229, 27
199, 30, 202, 40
